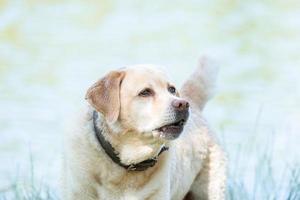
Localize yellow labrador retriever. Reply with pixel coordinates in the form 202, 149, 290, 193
63, 58, 227, 200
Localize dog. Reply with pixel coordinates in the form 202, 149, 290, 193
63, 57, 227, 200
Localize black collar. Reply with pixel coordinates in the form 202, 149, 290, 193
92, 111, 168, 171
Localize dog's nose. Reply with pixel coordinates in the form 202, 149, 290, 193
172, 99, 189, 111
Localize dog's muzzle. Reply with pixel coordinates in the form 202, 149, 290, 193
155, 99, 190, 140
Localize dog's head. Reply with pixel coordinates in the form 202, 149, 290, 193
86, 66, 189, 140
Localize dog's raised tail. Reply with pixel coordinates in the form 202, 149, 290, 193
180, 56, 219, 111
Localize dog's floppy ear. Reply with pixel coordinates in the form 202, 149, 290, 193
85, 71, 125, 124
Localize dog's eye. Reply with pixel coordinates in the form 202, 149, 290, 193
138, 88, 154, 97
168, 86, 177, 94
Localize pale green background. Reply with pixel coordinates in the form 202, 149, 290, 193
0, 0, 300, 198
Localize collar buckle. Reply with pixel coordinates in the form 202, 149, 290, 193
127, 164, 136, 171
127, 165, 137, 171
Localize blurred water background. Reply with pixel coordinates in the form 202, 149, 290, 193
0, 0, 300, 199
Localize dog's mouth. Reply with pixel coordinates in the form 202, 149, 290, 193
156, 119, 186, 132
154, 118, 188, 140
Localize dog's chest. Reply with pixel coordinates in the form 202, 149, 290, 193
94, 166, 172, 200
89, 144, 205, 199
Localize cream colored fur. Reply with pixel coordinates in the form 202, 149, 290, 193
63, 58, 227, 200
